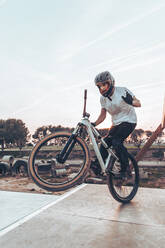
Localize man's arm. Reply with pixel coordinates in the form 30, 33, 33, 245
93, 108, 107, 126
122, 91, 141, 107
132, 96, 141, 107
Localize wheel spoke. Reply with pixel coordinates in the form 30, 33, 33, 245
33, 137, 84, 184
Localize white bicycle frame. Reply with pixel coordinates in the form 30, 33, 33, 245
73, 116, 118, 174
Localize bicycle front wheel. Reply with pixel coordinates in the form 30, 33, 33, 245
107, 153, 139, 203
28, 132, 90, 192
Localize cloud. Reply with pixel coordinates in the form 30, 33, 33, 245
9, 80, 90, 116
0, 0, 7, 8
59, 3, 165, 62
88, 41, 165, 70
115, 57, 161, 73
131, 81, 164, 90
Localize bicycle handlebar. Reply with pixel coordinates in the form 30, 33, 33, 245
83, 89, 90, 118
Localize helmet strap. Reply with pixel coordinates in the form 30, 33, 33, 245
103, 84, 114, 98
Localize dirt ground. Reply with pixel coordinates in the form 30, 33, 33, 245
0, 176, 69, 195
1, 160, 165, 194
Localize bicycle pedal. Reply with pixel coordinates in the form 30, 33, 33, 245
100, 173, 107, 180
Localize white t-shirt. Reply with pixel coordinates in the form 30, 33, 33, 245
100, 86, 137, 126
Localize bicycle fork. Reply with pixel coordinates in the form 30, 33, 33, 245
56, 134, 77, 163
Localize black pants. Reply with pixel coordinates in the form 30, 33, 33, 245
100, 122, 136, 172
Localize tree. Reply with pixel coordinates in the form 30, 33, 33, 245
0, 119, 6, 150
129, 128, 145, 149
32, 125, 74, 143
144, 130, 153, 140
32, 126, 49, 143
5, 119, 29, 149
155, 131, 164, 144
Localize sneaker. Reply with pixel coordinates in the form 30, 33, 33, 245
110, 170, 127, 179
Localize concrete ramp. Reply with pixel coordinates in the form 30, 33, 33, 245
0, 184, 165, 248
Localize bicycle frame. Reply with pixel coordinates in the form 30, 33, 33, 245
73, 116, 118, 174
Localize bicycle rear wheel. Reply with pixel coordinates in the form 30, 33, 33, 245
107, 153, 139, 203
28, 132, 90, 191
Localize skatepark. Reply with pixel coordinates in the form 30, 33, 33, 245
1, 184, 165, 248
0, 97, 164, 247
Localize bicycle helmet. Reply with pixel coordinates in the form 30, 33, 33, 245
94, 71, 115, 97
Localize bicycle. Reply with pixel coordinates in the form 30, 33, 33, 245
28, 90, 139, 203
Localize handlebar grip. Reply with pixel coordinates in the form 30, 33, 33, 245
84, 89, 87, 100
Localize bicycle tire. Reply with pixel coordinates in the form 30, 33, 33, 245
107, 153, 139, 203
28, 132, 90, 192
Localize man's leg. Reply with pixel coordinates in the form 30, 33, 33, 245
111, 122, 136, 173
90, 122, 136, 176
111, 138, 128, 172
99, 136, 112, 162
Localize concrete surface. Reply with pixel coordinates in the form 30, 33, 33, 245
0, 184, 165, 247
0, 190, 59, 232
138, 160, 165, 167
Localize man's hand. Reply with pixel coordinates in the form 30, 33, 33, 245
122, 91, 133, 105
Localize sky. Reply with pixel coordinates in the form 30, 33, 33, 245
0, 0, 165, 135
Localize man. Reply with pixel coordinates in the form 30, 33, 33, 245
91, 71, 141, 177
